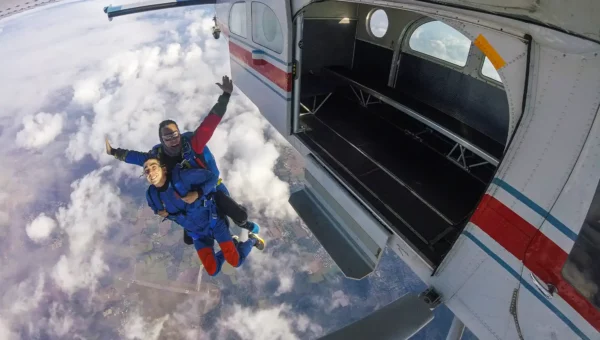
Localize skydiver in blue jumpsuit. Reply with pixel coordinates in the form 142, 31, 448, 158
143, 156, 265, 276
105, 76, 260, 245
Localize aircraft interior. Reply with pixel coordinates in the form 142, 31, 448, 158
294, 1, 509, 266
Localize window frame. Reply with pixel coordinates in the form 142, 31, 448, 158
479, 56, 503, 85
250, 1, 283, 54
366, 8, 389, 40
402, 17, 472, 71
229, 1, 248, 39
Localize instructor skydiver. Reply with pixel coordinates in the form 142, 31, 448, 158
105, 75, 259, 245
143, 156, 265, 276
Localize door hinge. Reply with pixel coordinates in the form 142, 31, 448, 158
293, 60, 298, 80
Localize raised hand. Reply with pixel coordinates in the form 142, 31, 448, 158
105, 137, 113, 155
216, 75, 233, 94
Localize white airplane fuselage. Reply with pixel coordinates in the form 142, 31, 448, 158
215, 0, 600, 339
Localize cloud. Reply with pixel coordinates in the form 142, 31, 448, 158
73, 78, 103, 105
0, 2, 317, 340
48, 302, 75, 337
163, 43, 181, 66
122, 311, 169, 340
51, 167, 122, 295
238, 243, 309, 297
26, 213, 57, 242
52, 249, 108, 296
0, 192, 12, 227
327, 290, 350, 312
0, 318, 17, 340
16, 112, 64, 149
277, 274, 294, 296
217, 304, 323, 340
210, 110, 295, 219
0, 1, 168, 120
6, 273, 45, 315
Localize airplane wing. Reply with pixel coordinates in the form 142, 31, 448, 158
103, 0, 216, 19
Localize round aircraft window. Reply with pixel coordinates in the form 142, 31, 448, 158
262, 6, 278, 42
368, 9, 388, 38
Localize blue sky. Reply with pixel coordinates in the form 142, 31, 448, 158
0, 1, 477, 339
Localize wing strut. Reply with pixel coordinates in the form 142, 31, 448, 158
103, 0, 216, 20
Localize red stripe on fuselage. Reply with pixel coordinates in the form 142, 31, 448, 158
218, 20, 229, 37
228, 41, 292, 92
471, 194, 600, 331
471, 194, 534, 260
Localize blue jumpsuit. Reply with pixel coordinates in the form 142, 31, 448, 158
146, 167, 256, 276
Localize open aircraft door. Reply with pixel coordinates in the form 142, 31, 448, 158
220, 0, 392, 279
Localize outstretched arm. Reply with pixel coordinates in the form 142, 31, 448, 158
189, 76, 233, 153
106, 138, 152, 167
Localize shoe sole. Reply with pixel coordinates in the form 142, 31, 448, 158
249, 233, 266, 251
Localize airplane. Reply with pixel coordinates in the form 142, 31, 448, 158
102, 0, 600, 339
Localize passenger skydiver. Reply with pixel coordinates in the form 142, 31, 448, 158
105, 76, 259, 245
142, 156, 265, 276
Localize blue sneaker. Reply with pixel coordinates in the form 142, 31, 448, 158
246, 221, 260, 234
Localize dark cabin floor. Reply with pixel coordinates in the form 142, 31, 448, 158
297, 91, 493, 265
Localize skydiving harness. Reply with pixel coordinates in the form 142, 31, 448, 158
154, 137, 223, 184
180, 138, 206, 169
147, 165, 219, 230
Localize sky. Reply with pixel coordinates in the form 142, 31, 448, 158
0, 1, 478, 339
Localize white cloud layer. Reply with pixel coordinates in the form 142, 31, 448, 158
239, 243, 309, 297
218, 304, 323, 340
51, 167, 122, 295
123, 311, 169, 340
48, 302, 75, 337
0, 2, 440, 340
0, 2, 318, 339
327, 290, 350, 312
6, 273, 45, 315
26, 213, 57, 242
16, 112, 64, 149
0, 318, 17, 340
0, 1, 166, 120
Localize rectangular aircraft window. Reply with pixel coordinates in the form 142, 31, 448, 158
229, 2, 247, 38
562, 180, 600, 309
251, 2, 283, 54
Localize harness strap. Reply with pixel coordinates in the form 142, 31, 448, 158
148, 186, 165, 212
181, 137, 207, 169
199, 194, 219, 230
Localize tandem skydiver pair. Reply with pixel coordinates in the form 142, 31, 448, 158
106, 76, 265, 276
